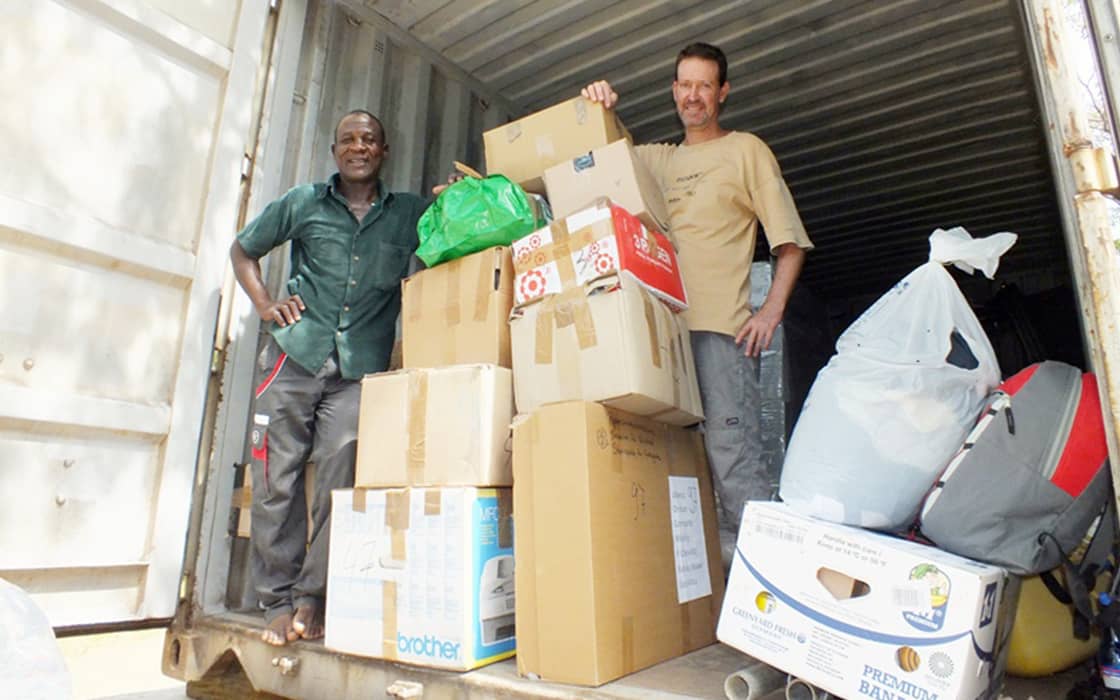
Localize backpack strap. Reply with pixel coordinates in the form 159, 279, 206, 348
1039, 499, 1119, 641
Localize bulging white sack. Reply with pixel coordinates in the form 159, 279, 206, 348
779, 227, 1015, 530
0, 577, 72, 700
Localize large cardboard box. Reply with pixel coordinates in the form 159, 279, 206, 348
402, 246, 513, 369
356, 365, 513, 487
325, 487, 516, 671
511, 199, 686, 311
483, 96, 630, 194
513, 401, 724, 686
543, 139, 670, 235
718, 502, 1019, 700
510, 273, 702, 426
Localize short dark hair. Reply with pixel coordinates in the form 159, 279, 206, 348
676, 42, 727, 86
334, 109, 386, 145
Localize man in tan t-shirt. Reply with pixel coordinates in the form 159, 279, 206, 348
584, 42, 814, 567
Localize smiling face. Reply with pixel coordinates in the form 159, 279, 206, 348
331, 112, 387, 184
672, 56, 730, 131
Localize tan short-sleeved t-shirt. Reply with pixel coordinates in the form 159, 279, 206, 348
637, 132, 813, 336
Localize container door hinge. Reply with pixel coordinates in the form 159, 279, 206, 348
1068, 145, 1120, 195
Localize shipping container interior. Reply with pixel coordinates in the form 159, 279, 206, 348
188, 0, 1110, 693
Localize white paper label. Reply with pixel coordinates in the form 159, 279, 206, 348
668, 476, 712, 603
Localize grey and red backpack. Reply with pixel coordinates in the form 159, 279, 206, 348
917, 360, 1115, 639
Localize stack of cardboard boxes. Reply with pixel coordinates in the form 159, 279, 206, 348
323, 247, 517, 670
320, 96, 726, 685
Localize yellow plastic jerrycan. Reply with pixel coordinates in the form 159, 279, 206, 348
1007, 571, 1099, 677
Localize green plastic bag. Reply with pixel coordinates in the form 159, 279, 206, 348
416, 170, 547, 267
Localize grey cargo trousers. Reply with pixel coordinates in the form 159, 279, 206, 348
690, 331, 770, 566
249, 337, 359, 620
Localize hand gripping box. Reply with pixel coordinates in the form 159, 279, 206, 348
544, 138, 671, 236
483, 96, 630, 195
355, 364, 513, 487
325, 487, 516, 671
717, 502, 1019, 700
513, 402, 724, 686
509, 273, 703, 426
401, 246, 513, 369
511, 199, 686, 311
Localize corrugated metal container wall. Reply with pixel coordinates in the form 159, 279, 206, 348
273, 0, 513, 199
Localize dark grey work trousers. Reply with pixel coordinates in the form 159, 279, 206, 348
690, 331, 769, 570
249, 336, 359, 620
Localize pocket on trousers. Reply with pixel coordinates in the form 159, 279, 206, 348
251, 414, 271, 496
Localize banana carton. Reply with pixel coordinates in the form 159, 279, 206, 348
718, 502, 1018, 700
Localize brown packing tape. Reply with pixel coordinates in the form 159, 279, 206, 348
424, 489, 441, 516
384, 490, 410, 593
352, 488, 368, 512
407, 372, 429, 484
473, 250, 495, 322
572, 295, 597, 350
385, 490, 411, 531
514, 219, 568, 275
622, 615, 635, 675
514, 219, 609, 279
406, 273, 423, 322
446, 259, 462, 326
642, 294, 662, 369
391, 529, 407, 563
534, 309, 554, 365
382, 580, 398, 659
552, 241, 576, 288
574, 96, 588, 124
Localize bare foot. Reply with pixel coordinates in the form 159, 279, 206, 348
261, 612, 298, 646
292, 601, 323, 640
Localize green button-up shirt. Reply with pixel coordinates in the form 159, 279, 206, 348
237, 174, 425, 379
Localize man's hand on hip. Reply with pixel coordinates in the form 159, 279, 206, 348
735, 305, 782, 357
259, 295, 305, 327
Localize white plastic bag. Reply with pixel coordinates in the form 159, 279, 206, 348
0, 577, 72, 700
779, 227, 1016, 530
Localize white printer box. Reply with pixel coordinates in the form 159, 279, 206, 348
717, 502, 1018, 700
325, 487, 515, 670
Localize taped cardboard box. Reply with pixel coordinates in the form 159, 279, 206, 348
325, 487, 515, 671
356, 365, 513, 487
513, 401, 724, 686
543, 138, 670, 236
402, 246, 513, 369
483, 96, 630, 195
717, 501, 1019, 700
511, 199, 687, 311
510, 273, 702, 426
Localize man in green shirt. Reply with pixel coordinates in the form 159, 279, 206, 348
231, 109, 426, 646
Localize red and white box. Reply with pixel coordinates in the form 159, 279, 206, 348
511, 199, 687, 311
